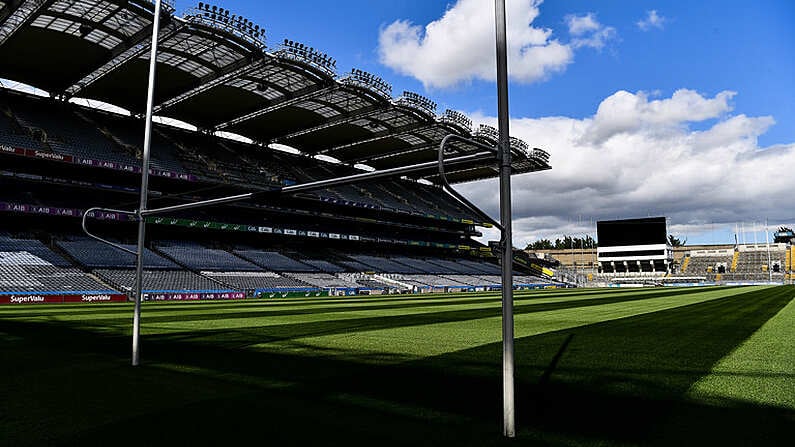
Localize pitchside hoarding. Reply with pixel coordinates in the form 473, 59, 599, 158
0, 293, 127, 304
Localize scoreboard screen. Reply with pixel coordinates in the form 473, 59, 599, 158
597, 217, 667, 247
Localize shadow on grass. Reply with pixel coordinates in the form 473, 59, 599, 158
1, 286, 793, 446
138, 286, 717, 346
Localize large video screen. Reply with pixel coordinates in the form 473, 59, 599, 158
597, 217, 667, 247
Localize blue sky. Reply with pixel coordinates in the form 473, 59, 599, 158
174, 1, 795, 244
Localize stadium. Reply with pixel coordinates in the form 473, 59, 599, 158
1, 1, 794, 445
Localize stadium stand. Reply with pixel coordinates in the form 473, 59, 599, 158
0, 0, 557, 301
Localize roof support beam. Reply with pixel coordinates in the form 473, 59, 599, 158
0, 0, 55, 48
353, 144, 441, 165
272, 103, 396, 143
215, 82, 338, 130
153, 54, 265, 113
64, 19, 184, 98
0, 0, 24, 25
35, 8, 132, 43
316, 121, 435, 155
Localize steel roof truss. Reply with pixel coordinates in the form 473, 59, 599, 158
64, 19, 184, 97
216, 82, 338, 130
154, 56, 264, 113
0, 0, 55, 47
31, 7, 130, 46
355, 140, 468, 165
273, 102, 388, 142
317, 120, 438, 155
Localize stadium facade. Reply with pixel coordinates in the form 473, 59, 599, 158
0, 0, 561, 302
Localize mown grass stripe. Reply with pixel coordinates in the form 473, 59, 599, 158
267, 286, 763, 360
687, 286, 795, 409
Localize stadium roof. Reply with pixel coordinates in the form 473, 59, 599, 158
0, 0, 550, 183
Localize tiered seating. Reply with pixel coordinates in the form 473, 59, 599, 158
355, 278, 392, 289
679, 250, 734, 280
390, 257, 444, 273
5, 95, 136, 165
351, 255, 422, 273
370, 183, 415, 212
670, 245, 789, 283
301, 259, 346, 273
337, 260, 375, 272
472, 275, 501, 285
0, 264, 114, 293
0, 105, 44, 150
456, 259, 502, 275
88, 111, 185, 173
234, 249, 317, 272
425, 258, 471, 274
0, 237, 71, 266
337, 273, 395, 289
202, 271, 313, 290
515, 275, 546, 284
156, 242, 260, 271
719, 245, 788, 282
0, 239, 115, 293
398, 275, 473, 288
94, 269, 228, 292
57, 239, 176, 269
436, 274, 479, 286
284, 273, 360, 288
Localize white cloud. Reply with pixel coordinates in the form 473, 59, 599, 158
457, 89, 795, 246
637, 10, 666, 31
566, 13, 600, 36
566, 13, 616, 49
584, 89, 736, 144
378, 0, 580, 88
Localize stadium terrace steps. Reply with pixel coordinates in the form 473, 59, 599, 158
233, 249, 318, 272
351, 254, 424, 274
0, 265, 116, 293
0, 242, 119, 294
301, 259, 346, 273
202, 271, 314, 290
94, 269, 232, 293
284, 272, 361, 289
0, 238, 72, 267
155, 243, 261, 272
680, 256, 691, 273
57, 239, 177, 269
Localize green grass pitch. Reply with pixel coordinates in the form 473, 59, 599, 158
2, 286, 794, 446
